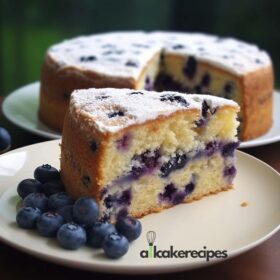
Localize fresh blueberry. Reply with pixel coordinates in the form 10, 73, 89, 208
116, 216, 142, 242
34, 164, 60, 183
102, 232, 129, 259
73, 197, 99, 226
57, 223, 87, 250
36, 212, 64, 237
23, 192, 48, 212
48, 192, 74, 211
17, 179, 43, 199
16, 207, 41, 229
57, 205, 74, 223
42, 180, 65, 197
0, 127, 11, 152
87, 221, 116, 248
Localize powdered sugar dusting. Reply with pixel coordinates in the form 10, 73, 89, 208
70, 88, 238, 133
48, 31, 271, 78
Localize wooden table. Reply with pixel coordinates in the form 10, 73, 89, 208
0, 97, 279, 279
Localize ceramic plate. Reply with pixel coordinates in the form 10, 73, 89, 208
2, 83, 60, 139
2, 82, 280, 145
0, 140, 279, 274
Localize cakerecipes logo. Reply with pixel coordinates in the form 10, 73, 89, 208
140, 231, 228, 261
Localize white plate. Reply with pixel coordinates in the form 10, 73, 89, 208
2, 83, 60, 139
0, 140, 279, 274
3, 82, 280, 147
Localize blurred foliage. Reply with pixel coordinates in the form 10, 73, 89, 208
0, 0, 279, 95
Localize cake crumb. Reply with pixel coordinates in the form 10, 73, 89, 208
241, 201, 249, 207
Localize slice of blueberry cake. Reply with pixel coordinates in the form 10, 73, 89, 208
61, 88, 239, 222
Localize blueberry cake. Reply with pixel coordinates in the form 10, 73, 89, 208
60, 88, 239, 222
40, 31, 273, 140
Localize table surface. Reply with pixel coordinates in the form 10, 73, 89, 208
0, 96, 279, 280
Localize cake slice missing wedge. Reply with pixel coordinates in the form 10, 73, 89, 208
61, 88, 239, 222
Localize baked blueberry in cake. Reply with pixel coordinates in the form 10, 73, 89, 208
40, 31, 273, 140
60, 88, 240, 222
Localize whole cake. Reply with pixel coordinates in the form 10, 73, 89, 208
40, 31, 273, 140
60, 88, 240, 222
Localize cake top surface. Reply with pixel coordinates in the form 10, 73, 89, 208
70, 88, 238, 133
48, 31, 271, 78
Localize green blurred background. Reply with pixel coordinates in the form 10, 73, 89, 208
0, 0, 279, 95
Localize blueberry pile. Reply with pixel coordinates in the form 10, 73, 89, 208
16, 164, 142, 259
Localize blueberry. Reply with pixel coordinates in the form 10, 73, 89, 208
185, 182, 195, 195
0, 127, 11, 152
222, 142, 239, 157
172, 192, 186, 205
80, 55, 96, 62
116, 134, 132, 150
224, 166, 237, 177
57, 223, 87, 250
116, 216, 142, 242
17, 179, 43, 199
202, 100, 210, 118
37, 212, 64, 237
87, 221, 116, 248
183, 56, 197, 79
205, 141, 221, 157
96, 95, 109, 100
160, 94, 189, 107
48, 192, 74, 211
172, 44, 185, 50
117, 190, 132, 206
90, 141, 98, 152
23, 192, 48, 212
42, 180, 65, 197
224, 82, 235, 99
131, 149, 161, 179
201, 73, 211, 87
57, 205, 74, 223
108, 111, 125, 118
34, 164, 60, 183
159, 183, 177, 201
16, 207, 41, 229
102, 232, 129, 259
125, 60, 138, 67
160, 153, 188, 178
73, 197, 99, 226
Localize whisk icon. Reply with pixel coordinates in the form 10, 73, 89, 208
146, 231, 156, 258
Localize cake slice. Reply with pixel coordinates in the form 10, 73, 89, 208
60, 88, 239, 222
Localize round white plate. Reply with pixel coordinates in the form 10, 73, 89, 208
2, 82, 280, 147
2, 82, 60, 139
0, 140, 279, 274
